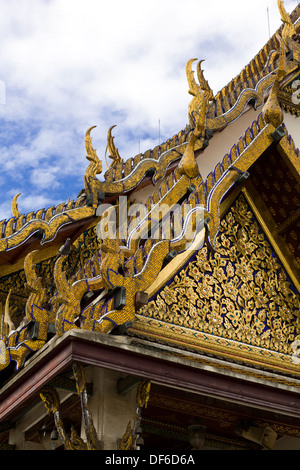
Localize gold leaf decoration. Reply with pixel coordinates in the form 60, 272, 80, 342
84, 126, 103, 208
186, 58, 214, 130
105, 125, 123, 170
11, 193, 21, 218
277, 0, 296, 47
140, 194, 300, 354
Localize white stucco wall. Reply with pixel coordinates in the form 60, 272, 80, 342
283, 111, 300, 150
130, 108, 299, 211
196, 107, 261, 180
131, 106, 262, 205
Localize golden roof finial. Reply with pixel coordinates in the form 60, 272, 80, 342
84, 126, 103, 208
105, 125, 123, 170
262, 39, 286, 127
12, 193, 21, 218
85, 126, 102, 174
262, 1, 294, 128
277, 0, 296, 47
179, 59, 213, 178
186, 58, 214, 129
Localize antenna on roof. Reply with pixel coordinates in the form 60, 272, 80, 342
158, 119, 160, 146
267, 7, 271, 38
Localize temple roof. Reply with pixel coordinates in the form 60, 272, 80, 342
0, 0, 300, 396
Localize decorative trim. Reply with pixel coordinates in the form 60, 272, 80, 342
131, 316, 300, 378
0, 204, 95, 252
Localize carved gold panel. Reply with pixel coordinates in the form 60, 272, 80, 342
134, 192, 300, 376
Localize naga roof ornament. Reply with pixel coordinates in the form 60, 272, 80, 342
11, 193, 21, 218
262, 38, 287, 127
84, 126, 103, 209
105, 125, 123, 170
186, 58, 214, 130
263, 0, 300, 127
179, 59, 214, 179
278, 0, 297, 47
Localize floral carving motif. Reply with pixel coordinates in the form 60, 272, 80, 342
140, 194, 300, 354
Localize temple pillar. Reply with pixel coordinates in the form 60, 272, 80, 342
84, 367, 138, 450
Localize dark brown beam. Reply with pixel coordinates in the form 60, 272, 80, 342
1, 331, 300, 423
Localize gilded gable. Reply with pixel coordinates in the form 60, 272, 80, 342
134, 193, 300, 375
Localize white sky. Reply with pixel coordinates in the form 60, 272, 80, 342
0, 0, 298, 220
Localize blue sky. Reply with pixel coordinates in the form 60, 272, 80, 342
0, 0, 298, 221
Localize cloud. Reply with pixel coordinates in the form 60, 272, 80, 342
0, 0, 294, 221
16, 193, 63, 216
0, 189, 62, 221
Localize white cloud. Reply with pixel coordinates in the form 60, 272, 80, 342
16, 193, 63, 216
30, 168, 61, 189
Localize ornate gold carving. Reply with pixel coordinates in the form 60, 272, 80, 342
179, 60, 214, 179
53, 238, 99, 336
139, 194, 300, 358
54, 230, 187, 336
136, 377, 151, 408
206, 73, 276, 129
55, 163, 198, 336
2, 290, 15, 337
120, 379, 151, 450
24, 251, 47, 312
186, 59, 214, 130
72, 363, 102, 450
11, 193, 21, 218
263, 1, 299, 126
84, 126, 103, 208
278, 0, 297, 47
105, 125, 123, 170
0, 193, 91, 249
56, 113, 278, 337
40, 386, 60, 415
263, 40, 286, 127
101, 126, 191, 190
0, 203, 95, 252
24, 250, 56, 333
100, 141, 191, 194
0, 116, 282, 376
0, 249, 56, 371
0, 224, 101, 373
40, 363, 101, 450
40, 385, 87, 450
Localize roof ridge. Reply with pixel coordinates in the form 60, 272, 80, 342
0, 195, 86, 240
103, 125, 191, 182
215, 4, 300, 103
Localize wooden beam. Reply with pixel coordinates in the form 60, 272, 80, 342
1, 330, 300, 423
